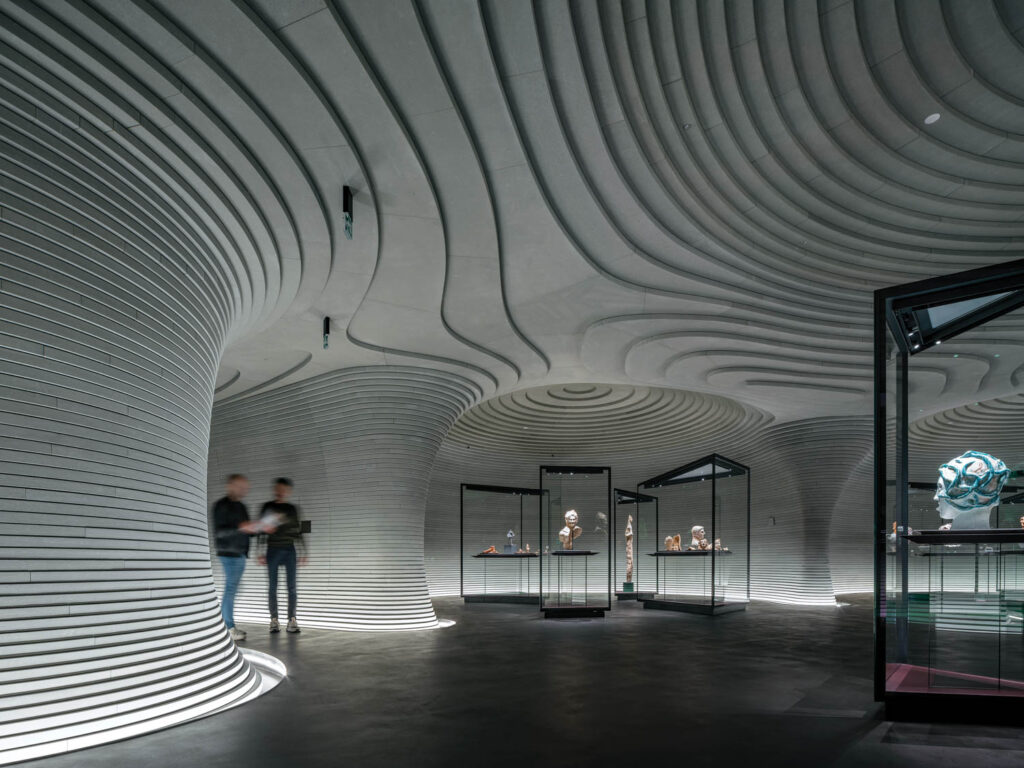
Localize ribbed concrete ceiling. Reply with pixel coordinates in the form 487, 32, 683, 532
7, 0, 1024, 423
448, 382, 770, 455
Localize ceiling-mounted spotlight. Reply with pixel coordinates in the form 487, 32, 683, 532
343, 186, 353, 240
323, 316, 331, 350
924, 113, 941, 125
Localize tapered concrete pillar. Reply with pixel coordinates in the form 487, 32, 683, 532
0, 134, 261, 767
209, 367, 476, 630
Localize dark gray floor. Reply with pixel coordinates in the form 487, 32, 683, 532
24, 596, 1024, 767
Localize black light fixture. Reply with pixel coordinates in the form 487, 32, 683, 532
323, 316, 331, 350
343, 186, 353, 240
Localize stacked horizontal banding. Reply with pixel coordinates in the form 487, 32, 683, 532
0, 1, 295, 762
477, 0, 1024, 420
427, 384, 872, 605
209, 367, 476, 631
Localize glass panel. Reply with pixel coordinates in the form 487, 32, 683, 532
715, 471, 749, 603
924, 292, 1013, 331
883, 322, 907, 691
540, 469, 611, 611
640, 460, 750, 610
887, 300, 1024, 696
461, 487, 540, 600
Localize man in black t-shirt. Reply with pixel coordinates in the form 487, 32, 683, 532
257, 478, 307, 633
211, 474, 258, 642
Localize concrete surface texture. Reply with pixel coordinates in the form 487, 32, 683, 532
4, 0, 1024, 761
19, 597, 1024, 768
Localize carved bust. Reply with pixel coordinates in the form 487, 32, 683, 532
558, 509, 582, 550
688, 525, 710, 550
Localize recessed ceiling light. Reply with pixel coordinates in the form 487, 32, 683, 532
924, 113, 941, 125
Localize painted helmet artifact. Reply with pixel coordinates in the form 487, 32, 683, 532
935, 451, 1009, 511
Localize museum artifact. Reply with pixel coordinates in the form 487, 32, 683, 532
664, 533, 682, 551
505, 528, 516, 554
688, 525, 711, 550
624, 514, 634, 590
935, 450, 1009, 530
480, 545, 497, 555
558, 509, 582, 550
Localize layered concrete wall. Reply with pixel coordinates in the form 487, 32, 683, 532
208, 367, 476, 630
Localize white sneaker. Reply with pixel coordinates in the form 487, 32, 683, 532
229, 627, 247, 642
269, 618, 280, 633
286, 617, 300, 634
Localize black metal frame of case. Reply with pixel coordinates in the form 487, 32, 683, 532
538, 466, 612, 618
874, 257, 1024, 720
637, 453, 751, 616
613, 488, 658, 600
460, 483, 542, 605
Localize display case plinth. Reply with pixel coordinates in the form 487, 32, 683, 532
464, 593, 539, 605
543, 607, 606, 619
905, 529, 1024, 545
642, 598, 746, 615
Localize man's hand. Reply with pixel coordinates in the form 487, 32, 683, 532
239, 521, 259, 534
258, 555, 267, 566
299, 556, 309, 567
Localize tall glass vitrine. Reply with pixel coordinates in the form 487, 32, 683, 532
460, 484, 542, 604
614, 489, 657, 599
539, 466, 612, 618
875, 258, 1024, 719
637, 455, 750, 615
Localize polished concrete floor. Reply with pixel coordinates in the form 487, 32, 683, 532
25, 596, 1024, 767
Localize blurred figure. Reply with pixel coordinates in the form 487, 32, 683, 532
212, 474, 258, 642
258, 478, 307, 633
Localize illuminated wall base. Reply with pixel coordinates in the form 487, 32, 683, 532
209, 367, 476, 632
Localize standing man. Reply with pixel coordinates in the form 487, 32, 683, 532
258, 478, 307, 634
212, 474, 258, 642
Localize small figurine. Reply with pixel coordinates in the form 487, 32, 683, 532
505, 528, 516, 554
481, 545, 497, 554
525, 543, 532, 553
664, 534, 682, 551
714, 538, 727, 551
688, 525, 710, 551
625, 515, 634, 583
559, 509, 582, 550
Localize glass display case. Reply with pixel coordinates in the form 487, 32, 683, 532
636, 455, 750, 615
460, 484, 542, 604
875, 259, 1024, 719
539, 466, 612, 618
614, 489, 657, 600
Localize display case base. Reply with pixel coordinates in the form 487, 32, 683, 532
616, 591, 654, 600
542, 607, 606, 619
642, 599, 747, 615
463, 593, 539, 605
884, 692, 1024, 724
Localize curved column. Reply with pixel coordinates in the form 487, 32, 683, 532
208, 367, 476, 631
0, 105, 259, 768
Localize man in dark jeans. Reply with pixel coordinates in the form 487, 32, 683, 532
258, 478, 307, 633
212, 474, 258, 642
